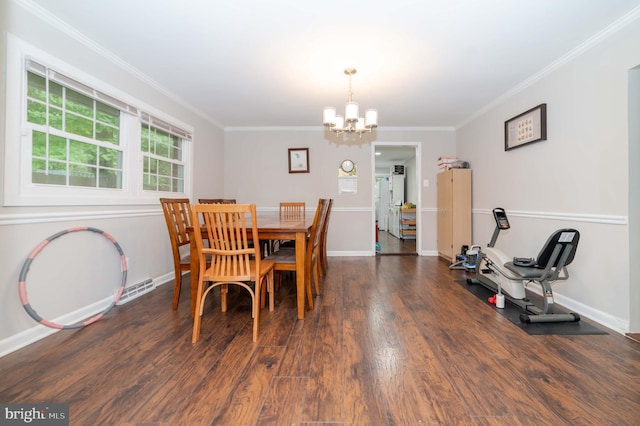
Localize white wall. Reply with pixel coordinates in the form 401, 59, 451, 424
456, 17, 640, 333
223, 128, 455, 256
0, 2, 224, 354
5, 2, 636, 357
629, 66, 640, 332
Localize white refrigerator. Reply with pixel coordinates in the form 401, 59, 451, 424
389, 174, 405, 205
375, 177, 391, 231
387, 174, 405, 238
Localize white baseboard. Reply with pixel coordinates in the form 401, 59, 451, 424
0, 271, 176, 358
153, 271, 176, 286
327, 250, 376, 257
0, 296, 113, 358
327, 250, 439, 257
522, 286, 628, 335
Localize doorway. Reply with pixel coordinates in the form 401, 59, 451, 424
372, 142, 420, 255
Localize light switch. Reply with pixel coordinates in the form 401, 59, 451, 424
423, 179, 429, 187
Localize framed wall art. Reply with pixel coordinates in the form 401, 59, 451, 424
504, 103, 547, 151
288, 148, 309, 173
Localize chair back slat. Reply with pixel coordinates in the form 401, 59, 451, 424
280, 202, 305, 219
193, 203, 259, 282
198, 198, 237, 204
160, 198, 192, 247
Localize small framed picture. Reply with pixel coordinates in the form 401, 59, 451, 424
505, 104, 547, 151
288, 148, 309, 173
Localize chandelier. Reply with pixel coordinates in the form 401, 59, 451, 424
323, 68, 378, 136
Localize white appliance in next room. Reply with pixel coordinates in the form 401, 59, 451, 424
389, 174, 405, 206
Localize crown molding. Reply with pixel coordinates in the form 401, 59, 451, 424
456, 5, 640, 130
14, 0, 224, 130
223, 126, 455, 132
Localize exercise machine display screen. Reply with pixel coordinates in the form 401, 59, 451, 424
493, 208, 510, 229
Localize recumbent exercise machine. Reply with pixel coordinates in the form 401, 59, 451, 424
467, 208, 581, 323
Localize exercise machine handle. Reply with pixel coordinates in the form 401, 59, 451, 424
488, 207, 510, 248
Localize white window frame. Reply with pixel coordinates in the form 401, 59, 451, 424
3, 33, 193, 206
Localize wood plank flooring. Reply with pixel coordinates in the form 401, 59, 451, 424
377, 230, 416, 255
1, 256, 639, 425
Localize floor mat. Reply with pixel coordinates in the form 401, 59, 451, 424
454, 279, 608, 335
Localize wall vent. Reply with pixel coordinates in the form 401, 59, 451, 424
116, 278, 154, 305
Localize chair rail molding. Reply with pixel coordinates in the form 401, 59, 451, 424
0, 209, 161, 226
473, 209, 627, 226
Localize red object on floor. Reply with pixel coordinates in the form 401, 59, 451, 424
488, 295, 496, 305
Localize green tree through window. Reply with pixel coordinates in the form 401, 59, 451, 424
27, 71, 123, 189
141, 124, 185, 192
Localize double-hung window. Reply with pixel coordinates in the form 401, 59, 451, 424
26, 60, 126, 190
4, 33, 193, 206
140, 113, 188, 193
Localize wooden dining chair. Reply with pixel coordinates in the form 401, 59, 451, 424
190, 203, 275, 343
276, 202, 306, 251
160, 198, 195, 310
267, 198, 330, 309
279, 202, 305, 219
318, 198, 333, 277
198, 198, 237, 204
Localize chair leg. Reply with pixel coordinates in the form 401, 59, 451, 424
320, 238, 328, 276
172, 270, 182, 310
268, 271, 275, 312
313, 260, 321, 296
305, 272, 314, 310
260, 282, 267, 309
259, 273, 276, 311
192, 310, 202, 343
318, 252, 325, 277
220, 284, 228, 312
275, 271, 282, 292
252, 282, 260, 342
192, 278, 205, 343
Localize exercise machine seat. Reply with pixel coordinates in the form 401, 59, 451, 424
504, 228, 580, 280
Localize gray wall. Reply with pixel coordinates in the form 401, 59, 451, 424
456, 17, 640, 334
2, 1, 638, 356
223, 128, 455, 255
629, 66, 640, 332
0, 1, 224, 354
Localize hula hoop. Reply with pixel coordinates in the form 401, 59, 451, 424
18, 227, 127, 329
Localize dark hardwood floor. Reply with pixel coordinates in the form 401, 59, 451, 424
377, 230, 416, 255
1, 256, 639, 425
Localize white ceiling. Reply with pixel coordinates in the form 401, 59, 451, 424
26, 0, 640, 129
375, 146, 417, 167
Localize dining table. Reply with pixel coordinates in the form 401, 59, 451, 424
188, 211, 315, 320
